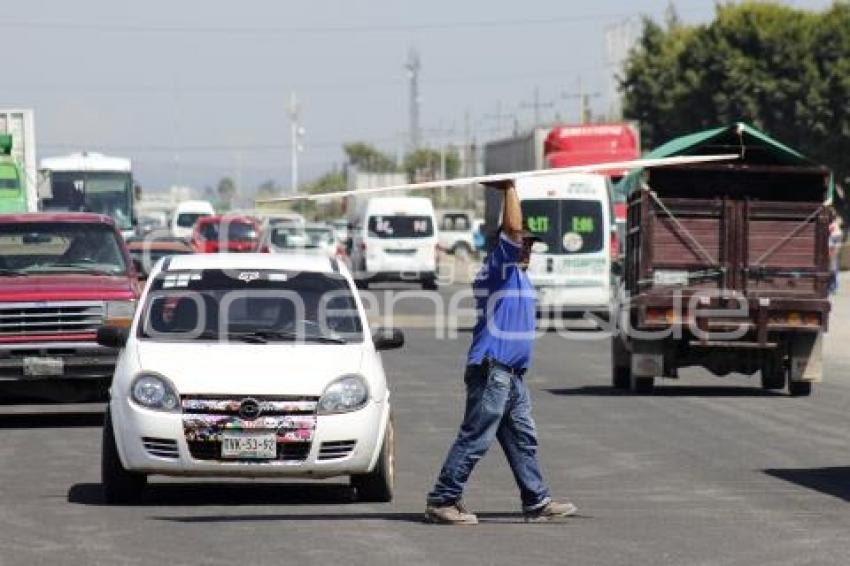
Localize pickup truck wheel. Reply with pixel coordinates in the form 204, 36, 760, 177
632, 376, 655, 395
102, 411, 147, 504
351, 417, 394, 503
760, 357, 786, 390
788, 380, 812, 397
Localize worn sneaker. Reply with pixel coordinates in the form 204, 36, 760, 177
523, 500, 578, 522
425, 501, 479, 525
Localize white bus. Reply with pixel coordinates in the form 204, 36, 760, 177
39, 152, 135, 239
516, 172, 617, 320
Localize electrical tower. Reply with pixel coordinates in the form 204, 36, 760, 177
405, 48, 422, 151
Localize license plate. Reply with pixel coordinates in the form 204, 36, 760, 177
221, 432, 277, 459
23, 357, 64, 377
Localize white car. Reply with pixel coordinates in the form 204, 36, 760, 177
97, 253, 402, 503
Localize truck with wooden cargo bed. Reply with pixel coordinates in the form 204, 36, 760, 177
611, 124, 832, 396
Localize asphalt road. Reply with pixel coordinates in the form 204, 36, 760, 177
0, 282, 848, 566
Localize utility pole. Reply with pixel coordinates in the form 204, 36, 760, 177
519, 86, 555, 127
482, 100, 513, 136
405, 48, 422, 151
563, 77, 601, 124
288, 91, 304, 195
605, 17, 641, 119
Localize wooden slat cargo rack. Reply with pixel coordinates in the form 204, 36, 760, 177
612, 123, 833, 396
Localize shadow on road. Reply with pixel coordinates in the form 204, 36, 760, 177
151, 511, 587, 525
545, 385, 785, 397
68, 482, 359, 507
764, 467, 850, 502
0, 411, 103, 429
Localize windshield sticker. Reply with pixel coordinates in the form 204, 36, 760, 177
571, 216, 595, 234
563, 232, 584, 252
527, 215, 550, 233
268, 273, 289, 282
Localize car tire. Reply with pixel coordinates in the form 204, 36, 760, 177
611, 337, 631, 390
422, 277, 438, 291
351, 417, 394, 503
788, 380, 812, 397
452, 243, 473, 261
102, 411, 147, 504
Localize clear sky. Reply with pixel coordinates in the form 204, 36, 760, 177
2, 0, 837, 193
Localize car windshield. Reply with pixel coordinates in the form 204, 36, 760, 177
139, 269, 363, 344
0, 222, 127, 275
368, 215, 434, 238
42, 172, 133, 231
177, 212, 209, 228
270, 228, 316, 249
200, 221, 258, 241
522, 199, 604, 255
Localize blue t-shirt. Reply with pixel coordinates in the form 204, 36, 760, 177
467, 233, 536, 370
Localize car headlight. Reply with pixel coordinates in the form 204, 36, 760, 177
318, 374, 369, 414
130, 373, 180, 412
106, 300, 137, 327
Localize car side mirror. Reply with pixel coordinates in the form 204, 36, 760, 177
372, 327, 404, 351
97, 326, 129, 349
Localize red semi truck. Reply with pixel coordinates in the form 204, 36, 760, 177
0, 213, 140, 401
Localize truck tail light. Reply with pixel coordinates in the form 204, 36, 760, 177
610, 230, 620, 261
646, 307, 676, 324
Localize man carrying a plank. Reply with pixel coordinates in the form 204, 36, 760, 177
425, 179, 577, 525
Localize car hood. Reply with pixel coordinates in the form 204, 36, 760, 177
134, 341, 366, 396
0, 274, 136, 302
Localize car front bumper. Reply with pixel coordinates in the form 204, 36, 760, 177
111, 397, 390, 478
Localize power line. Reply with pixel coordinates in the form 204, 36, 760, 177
0, 13, 637, 35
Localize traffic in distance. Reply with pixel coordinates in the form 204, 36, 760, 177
0, 112, 836, 510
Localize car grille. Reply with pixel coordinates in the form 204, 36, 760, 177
142, 437, 180, 459
318, 440, 357, 461
181, 395, 318, 463
0, 301, 105, 336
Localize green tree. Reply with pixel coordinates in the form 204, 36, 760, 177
620, 2, 850, 182
216, 176, 236, 212
343, 142, 398, 173
403, 147, 460, 182
256, 179, 281, 200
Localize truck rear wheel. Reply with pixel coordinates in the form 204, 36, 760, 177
788, 380, 812, 397
760, 356, 786, 390
632, 377, 655, 395
611, 337, 631, 390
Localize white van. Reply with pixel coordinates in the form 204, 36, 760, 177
516, 173, 616, 320
348, 196, 438, 289
171, 200, 215, 240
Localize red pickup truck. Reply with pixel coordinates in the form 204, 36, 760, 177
0, 213, 140, 401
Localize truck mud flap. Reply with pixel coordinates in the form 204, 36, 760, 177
790, 332, 823, 383
630, 341, 663, 378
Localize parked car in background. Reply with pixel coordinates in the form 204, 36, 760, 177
136, 211, 168, 236
261, 212, 306, 232
305, 223, 337, 257
98, 253, 402, 503
436, 209, 476, 259
171, 200, 215, 241
0, 213, 139, 401
191, 215, 261, 253
125, 236, 193, 278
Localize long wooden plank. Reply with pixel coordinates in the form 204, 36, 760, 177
256, 153, 740, 204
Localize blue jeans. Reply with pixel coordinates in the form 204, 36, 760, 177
427, 364, 551, 511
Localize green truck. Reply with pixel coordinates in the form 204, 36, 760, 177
0, 134, 29, 213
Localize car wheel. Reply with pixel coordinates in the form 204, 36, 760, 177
788, 380, 812, 397
102, 410, 147, 504
351, 417, 394, 503
421, 277, 438, 291
452, 243, 472, 261
611, 337, 631, 390
631, 376, 655, 395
